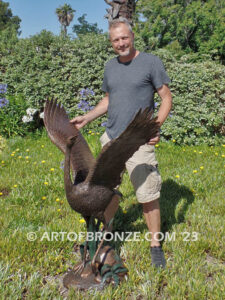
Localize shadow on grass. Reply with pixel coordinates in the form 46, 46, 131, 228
160, 179, 194, 233
111, 178, 194, 251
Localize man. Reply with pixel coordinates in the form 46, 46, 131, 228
70, 18, 172, 268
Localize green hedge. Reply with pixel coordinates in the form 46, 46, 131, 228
0, 31, 224, 144
153, 50, 225, 145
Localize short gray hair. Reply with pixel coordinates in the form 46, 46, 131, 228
108, 17, 133, 35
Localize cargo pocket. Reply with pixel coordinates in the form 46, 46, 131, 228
139, 164, 162, 196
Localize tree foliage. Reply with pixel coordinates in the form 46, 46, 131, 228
0, 0, 21, 34
135, 0, 225, 63
72, 14, 103, 36
55, 3, 75, 36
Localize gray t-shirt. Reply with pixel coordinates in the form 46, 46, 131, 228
102, 52, 171, 139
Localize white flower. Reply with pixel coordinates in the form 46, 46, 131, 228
40, 112, 44, 119
22, 115, 33, 123
26, 108, 38, 116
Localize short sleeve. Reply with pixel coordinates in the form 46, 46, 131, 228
102, 67, 109, 92
150, 57, 171, 90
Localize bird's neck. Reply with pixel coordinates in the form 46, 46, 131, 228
64, 146, 74, 193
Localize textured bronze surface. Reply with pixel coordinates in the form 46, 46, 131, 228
44, 99, 159, 224
63, 268, 105, 290
44, 99, 159, 289
63, 245, 128, 290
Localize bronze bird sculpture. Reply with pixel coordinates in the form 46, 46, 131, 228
44, 99, 160, 274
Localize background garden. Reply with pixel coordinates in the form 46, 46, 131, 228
0, 0, 224, 299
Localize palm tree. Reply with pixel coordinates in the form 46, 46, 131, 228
104, 0, 137, 26
55, 4, 75, 36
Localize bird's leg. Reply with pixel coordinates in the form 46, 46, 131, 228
91, 219, 110, 274
82, 216, 91, 264
73, 216, 90, 275
73, 261, 85, 274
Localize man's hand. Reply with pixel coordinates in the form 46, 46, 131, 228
70, 93, 109, 130
70, 115, 89, 129
148, 131, 160, 145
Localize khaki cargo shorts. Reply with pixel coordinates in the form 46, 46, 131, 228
100, 132, 162, 203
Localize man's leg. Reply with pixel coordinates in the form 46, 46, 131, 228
126, 144, 166, 268
142, 198, 161, 247
143, 198, 166, 268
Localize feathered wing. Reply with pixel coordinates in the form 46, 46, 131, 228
87, 108, 160, 189
44, 99, 95, 178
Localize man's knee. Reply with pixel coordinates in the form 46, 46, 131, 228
142, 198, 160, 213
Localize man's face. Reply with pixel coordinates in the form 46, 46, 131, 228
109, 23, 134, 57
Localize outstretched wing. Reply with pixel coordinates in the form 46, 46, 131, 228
44, 99, 95, 178
86, 108, 160, 189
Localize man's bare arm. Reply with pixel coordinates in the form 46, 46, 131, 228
70, 93, 109, 129
156, 84, 172, 126
148, 84, 172, 145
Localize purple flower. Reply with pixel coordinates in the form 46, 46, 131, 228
79, 88, 95, 98
79, 89, 86, 98
0, 98, 9, 108
154, 102, 158, 108
101, 122, 107, 127
86, 88, 95, 96
77, 100, 91, 112
169, 113, 173, 118
0, 84, 7, 94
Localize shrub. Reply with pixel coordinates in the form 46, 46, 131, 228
153, 51, 225, 145
0, 32, 224, 144
0, 93, 41, 138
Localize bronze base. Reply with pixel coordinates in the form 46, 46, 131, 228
63, 245, 128, 291
63, 262, 106, 290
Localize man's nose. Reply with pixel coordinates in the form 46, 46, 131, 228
118, 39, 125, 47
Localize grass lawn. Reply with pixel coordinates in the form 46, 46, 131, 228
0, 132, 224, 299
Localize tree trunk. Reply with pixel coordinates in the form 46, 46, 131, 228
62, 24, 67, 36
104, 0, 136, 26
